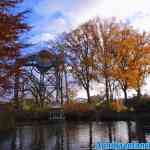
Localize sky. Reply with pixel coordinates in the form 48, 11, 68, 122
17, 0, 150, 47
15, 0, 150, 98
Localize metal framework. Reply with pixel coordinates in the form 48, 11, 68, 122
14, 50, 67, 107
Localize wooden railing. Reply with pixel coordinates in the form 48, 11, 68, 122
49, 108, 65, 120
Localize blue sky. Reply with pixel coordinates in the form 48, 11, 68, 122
16, 0, 150, 54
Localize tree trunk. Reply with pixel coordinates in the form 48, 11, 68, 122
105, 77, 109, 103
108, 80, 113, 101
127, 121, 132, 143
136, 120, 146, 143
89, 122, 93, 150
108, 122, 112, 142
60, 74, 63, 105
14, 74, 19, 108
137, 86, 141, 101
64, 67, 69, 103
86, 84, 91, 103
35, 96, 39, 105
123, 88, 128, 104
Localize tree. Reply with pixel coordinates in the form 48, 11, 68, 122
130, 32, 150, 100
110, 26, 138, 103
64, 23, 96, 103
88, 18, 150, 103
0, 0, 30, 100
111, 25, 150, 103
92, 18, 120, 102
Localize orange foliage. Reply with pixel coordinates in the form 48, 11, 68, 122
111, 100, 127, 112
110, 26, 150, 90
0, 0, 30, 92
64, 101, 93, 113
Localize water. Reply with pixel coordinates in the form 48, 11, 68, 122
0, 120, 149, 150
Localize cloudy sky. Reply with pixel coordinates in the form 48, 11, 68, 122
18, 0, 150, 45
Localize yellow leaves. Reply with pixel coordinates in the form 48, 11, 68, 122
107, 26, 150, 91
82, 57, 93, 66
112, 64, 144, 89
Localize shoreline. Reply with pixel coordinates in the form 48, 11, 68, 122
14, 111, 150, 122
1, 110, 150, 132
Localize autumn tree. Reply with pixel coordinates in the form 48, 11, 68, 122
63, 17, 150, 104
0, 0, 30, 102
92, 18, 120, 102
130, 32, 150, 100
64, 23, 96, 103
85, 18, 150, 103
111, 25, 150, 103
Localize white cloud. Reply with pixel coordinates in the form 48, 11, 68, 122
30, 0, 150, 43
51, 18, 69, 32
66, 0, 150, 31
29, 33, 55, 44
29, 17, 68, 43
132, 14, 150, 31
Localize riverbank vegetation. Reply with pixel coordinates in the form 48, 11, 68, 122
3, 95, 150, 113
1, 95, 150, 122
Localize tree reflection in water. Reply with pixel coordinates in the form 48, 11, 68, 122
136, 120, 146, 143
32, 124, 45, 150
89, 122, 93, 150
0, 121, 150, 150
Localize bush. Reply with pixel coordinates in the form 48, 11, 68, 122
20, 101, 51, 112
34, 106, 51, 112
98, 100, 127, 112
0, 103, 14, 112
127, 96, 150, 112
64, 101, 94, 113
95, 102, 101, 110
111, 100, 127, 112
135, 100, 150, 112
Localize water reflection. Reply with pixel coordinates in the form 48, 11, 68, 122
0, 120, 149, 150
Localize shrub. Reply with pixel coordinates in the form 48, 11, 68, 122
127, 96, 150, 112
95, 102, 101, 110
98, 100, 127, 112
111, 100, 127, 112
20, 100, 51, 112
64, 101, 94, 113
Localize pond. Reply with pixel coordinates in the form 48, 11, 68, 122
0, 120, 149, 150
